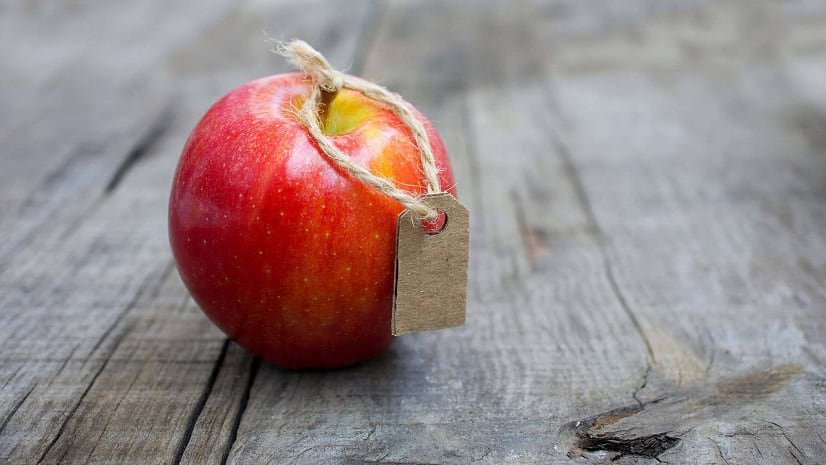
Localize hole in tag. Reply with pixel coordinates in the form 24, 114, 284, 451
421, 210, 447, 235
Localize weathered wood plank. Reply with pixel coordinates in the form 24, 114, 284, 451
540, 1, 826, 462
0, 0, 238, 248
0, 0, 372, 463
30, 270, 220, 465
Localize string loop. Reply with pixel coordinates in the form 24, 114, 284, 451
277, 40, 442, 220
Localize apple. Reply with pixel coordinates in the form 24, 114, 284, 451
168, 73, 456, 369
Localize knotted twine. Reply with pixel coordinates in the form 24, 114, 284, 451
277, 40, 442, 221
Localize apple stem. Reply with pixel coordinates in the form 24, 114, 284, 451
317, 88, 337, 130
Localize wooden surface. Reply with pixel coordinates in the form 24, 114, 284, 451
2, 0, 826, 463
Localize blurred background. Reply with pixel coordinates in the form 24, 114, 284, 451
2, 1, 826, 464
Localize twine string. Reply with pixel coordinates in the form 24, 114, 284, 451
277, 40, 442, 220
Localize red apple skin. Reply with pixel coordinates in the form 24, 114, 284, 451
169, 73, 456, 369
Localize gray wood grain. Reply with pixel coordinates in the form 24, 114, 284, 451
539, 2, 826, 460
0, 0, 370, 463
1, 0, 825, 464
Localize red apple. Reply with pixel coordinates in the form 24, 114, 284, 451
169, 73, 456, 369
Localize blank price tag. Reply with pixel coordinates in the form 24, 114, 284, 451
392, 193, 470, 336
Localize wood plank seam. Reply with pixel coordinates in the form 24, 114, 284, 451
104, 106, 175, 194
173, 338, 232, 465
542, 82, 657, 368
0, 383, 35, 436
217, 358, 261, 465
31, 260, 172, 464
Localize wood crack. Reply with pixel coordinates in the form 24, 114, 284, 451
219, 357, 261, 465
0, 383, 36, 436
88, 260, 173, 356
172, 338, 232, 465
561, 365, 802, 462
364, 424, 377, 442
81, 363, 143, 463
470, 448, 492, 462
12, 260, 169, 463
562, 402, 680, 461
35, 325, 132, 464
789, 449, 805, 465
511, 189, 547, 270
710, 438, 731, 465
104, 106, 173, 193
46, 345, 80, 389
540, 84, 657, 366
553, 118, 655, 363
604, 260, 656, 363
766, 421, 810, 465
632, 363, 652, 408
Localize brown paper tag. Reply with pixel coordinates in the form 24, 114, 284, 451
392, 193, 470, 336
